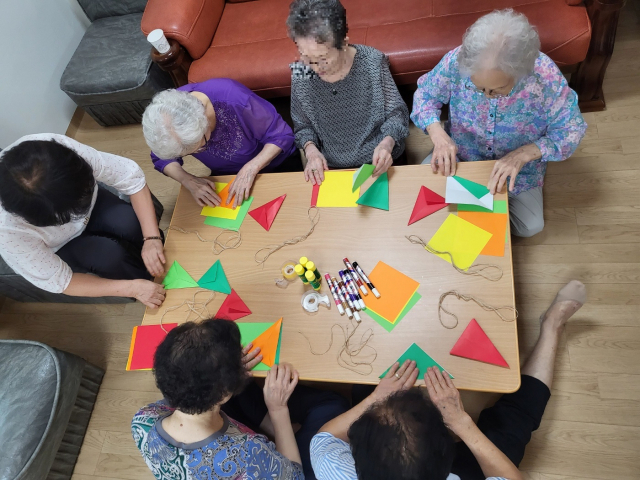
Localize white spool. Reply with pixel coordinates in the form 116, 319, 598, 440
302, 291, 331, 313
147, 29, 170, 54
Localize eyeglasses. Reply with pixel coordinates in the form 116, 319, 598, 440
465, 82, 513, 99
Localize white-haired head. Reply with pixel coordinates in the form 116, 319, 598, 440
142, 90, 208, 159
459, 9, 540, 81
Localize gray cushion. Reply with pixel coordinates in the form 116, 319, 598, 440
77, 0, 147, 22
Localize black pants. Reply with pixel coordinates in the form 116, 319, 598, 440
221, 380, 349, 480
57, 187, 151, 281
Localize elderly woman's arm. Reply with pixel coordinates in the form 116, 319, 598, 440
159, 159, 221, 208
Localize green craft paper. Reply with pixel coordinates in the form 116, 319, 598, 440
238, 322, 272, 344
458, 200, 507, 214
352, 164, 375, 192
245, 321, 282, 371
453, 176, 490, 199
356, 172, 389, 210
365, 292, 422, 333
162, 261, 199, 289
198, 260, 232, 294
380, 343, 453, 379
204, 197, 254, 230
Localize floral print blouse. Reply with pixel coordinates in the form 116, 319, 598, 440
411, 47, 587, 195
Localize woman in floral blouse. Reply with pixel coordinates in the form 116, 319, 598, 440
411, 9, 587, 237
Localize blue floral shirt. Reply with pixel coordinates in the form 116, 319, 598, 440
411, 47, 587, 195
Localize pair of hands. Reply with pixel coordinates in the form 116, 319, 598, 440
130, 239, 166, 309
184, 162, 259, 209
304, 136, 395, 186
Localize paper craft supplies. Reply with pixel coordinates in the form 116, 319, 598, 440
126, 324, 177, 371
201, 182, 242, 219
314, 171, 360, 207
362, 262, 420, 324
446, 176, 493, 211
450, 319, 509, 368
215, 289, 252, 320
204, 197, 254, 230
356, 172, 389, 210
457, 211, 508, 257
162, 261, 199, 289
198, 260, 232, 294
364, 292, 422, 332
352, 164, 375, 191
238, 319, 283, 371
408, 186, 449, 225
380, 343, 453, 379
427, 214, 492, 270
249, 195, 286, 231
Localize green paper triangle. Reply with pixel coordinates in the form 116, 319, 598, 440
238, 322, 272, 344
162, 261, 199, 289
380, 343, 453, 379
365, 292, 422, 333
458, 199, 507, 214
204, 197, 254, 230
453, 176, 490, 200
352, 164, 375, 192
198, 260, 232, 294
356, 172, 389, 210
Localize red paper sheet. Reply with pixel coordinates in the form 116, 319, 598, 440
126, 324, 178, 371
450, 319, 509, 368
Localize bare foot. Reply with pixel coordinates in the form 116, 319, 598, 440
540, 280, 586, 331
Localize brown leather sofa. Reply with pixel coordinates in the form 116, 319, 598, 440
141, 0, 625, 112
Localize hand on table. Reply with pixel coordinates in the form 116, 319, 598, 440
304, 144, 329, 185
130, 279, 166, 309
371, 360, 419, 402
242, 342, 263, 374
227, 162, 259, 208
372, 136, 395, 177
183, 176, 221, 207
424, 366, 469, 434
487, 147, 537, 194
427, 123, 458, 176
141, 239, 166, 277
263, 363, 299, 413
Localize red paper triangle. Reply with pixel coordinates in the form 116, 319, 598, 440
450, 319, 509, 368
408, 186, 449, 225
249, 195, 286, 231
215, 289, 252, 321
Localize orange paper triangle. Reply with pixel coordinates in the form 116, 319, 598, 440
218, 181, 235, 209
450, 319, 509, 368
248, 195, 286, 231
215, 289, 252, 321
249, 318, 282, 367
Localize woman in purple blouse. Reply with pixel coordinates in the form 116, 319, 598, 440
142, 79, 301, 208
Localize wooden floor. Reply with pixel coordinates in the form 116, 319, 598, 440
2, 5, 639, 479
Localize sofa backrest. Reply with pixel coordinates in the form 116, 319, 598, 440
77, 0, 148, 22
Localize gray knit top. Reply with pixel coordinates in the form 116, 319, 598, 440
290, 45, 410, 168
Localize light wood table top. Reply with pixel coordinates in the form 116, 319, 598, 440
143, 162, 519, 393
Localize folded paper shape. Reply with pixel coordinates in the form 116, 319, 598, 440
162, 261, 199, 289
458, 211, 508, 257
238, 322, 273, 344
380, 343, 453, 379
204, 197, 254, 230
364, 291, 422, 332
450, 319, 509, 368
198, 260, 232, 294
249, 318, 283, 368
408, 186, 449, 225
215, 289, 252, 321
356, 172, 389, 210
249, 195, 286, 231
362, 262, 420, 323
352, 164, 375, 192
446, 176, 493, 211
126, 324, 177, 371
201, 182, 242, 219
458, 199, 507, 214
316, 171, 360, 207
427, 214, 492, 270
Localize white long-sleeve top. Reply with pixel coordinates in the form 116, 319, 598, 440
0, 134, 147, 293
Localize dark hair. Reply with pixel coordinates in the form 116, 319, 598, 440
348, 389, 455, 480
0, 140, 95, 227
287, 0, 348, 49
153, 318, 249, 415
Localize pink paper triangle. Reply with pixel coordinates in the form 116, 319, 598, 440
215, 289, 252, 321
450, 319, 509, 368
408, 186, 449, 225
249, 195, 286, 231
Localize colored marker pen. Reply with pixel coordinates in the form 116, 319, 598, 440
325, 274, 345, 315
352, 261, 381, 298
338, 279, 359, 312
332, 276, 353, 318
294, 264, 309, 284
344, 258, 368, 296
340, 270, 365, 311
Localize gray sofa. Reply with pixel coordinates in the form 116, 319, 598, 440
0, 340, 104, 480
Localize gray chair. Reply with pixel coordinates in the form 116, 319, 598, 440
60, 0, 173, 127
0, 340, 104, 480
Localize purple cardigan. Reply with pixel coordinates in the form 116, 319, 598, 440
151, 79, 296, 175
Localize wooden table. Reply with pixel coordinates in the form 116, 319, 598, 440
143, 162, 519, 393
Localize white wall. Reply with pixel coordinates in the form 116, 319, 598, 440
0, 0, 90, 148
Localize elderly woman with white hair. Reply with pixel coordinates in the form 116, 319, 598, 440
143, 79, 300, 208
412, 9, 587, 237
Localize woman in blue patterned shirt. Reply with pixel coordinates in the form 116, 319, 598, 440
411, 10, 587, 237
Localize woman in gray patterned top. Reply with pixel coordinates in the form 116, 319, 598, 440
287, 0, 410, 185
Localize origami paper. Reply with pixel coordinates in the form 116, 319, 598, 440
362, 262, 420, 323
356, 172, 389, 210
248, 318, 283, 368
380, 343, 453, 379
446, 176, 493, 211
427, 214, 492, 270
408, 186, 449, 225
457, 211, 508, 257
352, 164, 375, 192
204, 197, 254, 230
200, 182, 242, 219
364, 291, 422, 332
248, 195, 286, 231
217, 181, 235, 208
215, 289, 252, 321
238, 322, 273, 344
198, 260, 232, 294
162, 261, 199, 289
450, 319, 509, 368
316, 171, 360, 207
310, 184, 319, 207
126, 323, 177, 371
458, 199, 507, 214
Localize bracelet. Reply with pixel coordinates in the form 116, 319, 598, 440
143, 236, 162, 242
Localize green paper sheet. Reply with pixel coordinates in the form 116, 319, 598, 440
356, 172, 389, 210
380, 343, 453, 379
253, 326, 283, 371
364, 292, 422, 332
204, 197, 254, 230
352, 164, 375, 192
453, 176, 490, 199
238, 322, 272, 345
162, 261, 199, 289
198, 260, 232, 294
458, 199, 507, 214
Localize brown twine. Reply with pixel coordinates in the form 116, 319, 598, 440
166, 226, 242, 255
438, 290, 517, 329
254, 207, 320, 266
298, 318, 377, 376
159, 290, 216, 332
406, 235, 503, 281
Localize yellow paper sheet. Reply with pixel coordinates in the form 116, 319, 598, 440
200, 183, 241, 219
317, 171, 360, 207
362, 262, 420, 323
428, 214, 493, 270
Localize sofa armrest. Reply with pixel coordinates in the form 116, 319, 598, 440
141, 0, 225, 60
565, 0, 583, 6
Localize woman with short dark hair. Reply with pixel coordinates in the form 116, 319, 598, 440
0, 134, 165, 307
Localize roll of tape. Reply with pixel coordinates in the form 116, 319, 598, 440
282, 260, 297, 281
301, 291, 331, 313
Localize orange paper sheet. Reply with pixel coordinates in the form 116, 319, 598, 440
457, 212, 508, 257
249, 318, 282, 367
362, 262, 420, 323
217, 182, 235, 209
